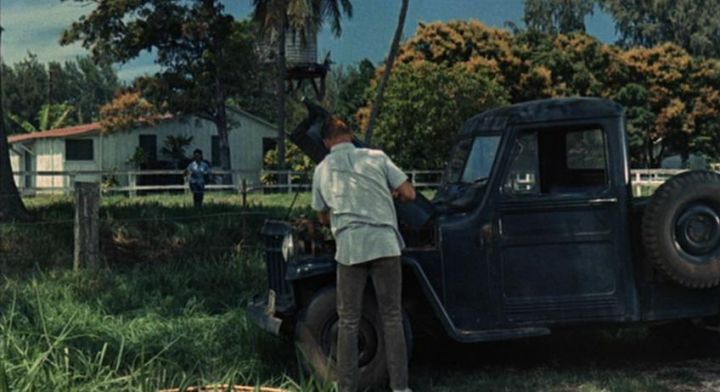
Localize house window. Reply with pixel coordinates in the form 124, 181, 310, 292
263, 137, 277, 157
503, 127, 608, 196
66, 139, 94, 161
211, 135, 221, 167
139, 135, 157, 162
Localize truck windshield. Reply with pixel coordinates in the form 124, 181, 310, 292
446, 136, 501, 184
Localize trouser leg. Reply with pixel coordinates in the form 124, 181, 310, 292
190, 184, 204, 208
336, 262, 369, 392
370, 256, 408, 391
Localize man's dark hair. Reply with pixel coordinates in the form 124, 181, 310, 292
193, 149, 203, 155
321, 117, 353, 140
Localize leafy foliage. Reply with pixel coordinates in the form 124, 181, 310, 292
1, 55, 120, 134
62, 1, 265, 172
161, 135, 194, 168
363, 20, 720, 167
99, 92, 160, 134
523, 0, 595, 34
8, 104, 74, 133
358, 62, 509, 169
600, 0, 720, 57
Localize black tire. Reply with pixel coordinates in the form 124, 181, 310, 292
294, 286, 413, 390
642, 170, 720, 288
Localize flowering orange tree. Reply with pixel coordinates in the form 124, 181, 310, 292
361, 20, 720, 167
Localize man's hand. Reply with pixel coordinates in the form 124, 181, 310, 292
317, 210, 331, 226
392, 181, 416, 202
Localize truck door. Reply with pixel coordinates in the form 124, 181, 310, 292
495, 121, 630, 324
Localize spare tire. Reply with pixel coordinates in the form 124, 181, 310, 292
642, 170, 720, 288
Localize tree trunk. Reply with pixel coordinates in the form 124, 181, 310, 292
276, 19, 288, 179
364, 0, 410, 146
0, 100, 31, 222
215, 105, 232, 184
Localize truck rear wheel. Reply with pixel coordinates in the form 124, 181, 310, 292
642, 170, 720, 288
294, 286, 412, 390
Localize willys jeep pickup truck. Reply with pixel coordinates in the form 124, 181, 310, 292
248, 97, 720, 389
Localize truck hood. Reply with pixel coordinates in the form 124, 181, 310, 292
289, 100, 435, 229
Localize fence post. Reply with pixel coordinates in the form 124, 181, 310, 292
74, 182, 101, 271
242, 178, 248, 208
128, 172, 137, 197
67, 173, 77, 196
287, 171, 292, 194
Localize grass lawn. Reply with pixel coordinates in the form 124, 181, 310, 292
1, 192, 719, 391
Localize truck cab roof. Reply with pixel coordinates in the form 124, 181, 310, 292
460, 97, 624, 135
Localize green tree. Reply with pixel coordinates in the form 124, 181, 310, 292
62, 1, 262, 179
2, 54, 48, 133
333, 59, 375, 128
371, 20, 720, 166
0, 25, 31, 221
1, 55, 119, 134
523, 0, 595, 34
601, 0, 720, 57
251, 0, 353, 173
362, 62, 509, 169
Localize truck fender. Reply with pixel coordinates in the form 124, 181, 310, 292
285, 255, 450, 334
286, 256, 336, 281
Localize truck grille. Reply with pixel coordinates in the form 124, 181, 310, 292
261, 220, 293, 298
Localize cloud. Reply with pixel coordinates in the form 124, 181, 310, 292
1, 0, 93, 64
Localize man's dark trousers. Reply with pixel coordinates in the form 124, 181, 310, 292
336, 256, 408, 392
190, 183, 204, 208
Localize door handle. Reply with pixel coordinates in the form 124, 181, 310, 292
588, 197, 618, 205
479, 224, 493, 246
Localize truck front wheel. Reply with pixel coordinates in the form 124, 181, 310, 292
294, 286, 412, 390
642, 170, 720, 288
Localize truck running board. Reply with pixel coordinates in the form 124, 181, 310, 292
454, 327, 551, 343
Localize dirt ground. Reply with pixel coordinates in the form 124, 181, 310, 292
408, 323, 720, 391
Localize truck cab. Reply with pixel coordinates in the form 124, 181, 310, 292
248, 97, 720, 389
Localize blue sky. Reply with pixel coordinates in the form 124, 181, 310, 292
1, 0, 618, 81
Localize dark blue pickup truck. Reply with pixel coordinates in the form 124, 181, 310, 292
248, 97, 720, 389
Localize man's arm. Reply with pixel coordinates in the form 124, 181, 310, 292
384, 154, 416, 203
317, 210, 331, 226
311, 165, 331, 225
392, 180, 416, 202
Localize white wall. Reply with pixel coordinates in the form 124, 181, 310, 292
100, 112, 277, 184
9, 110, 277, 191
35, 139, 65, 188
10, 148, 20, 186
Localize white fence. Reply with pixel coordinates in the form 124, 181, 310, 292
9, 168, 713, 197
10, 169, 445, 196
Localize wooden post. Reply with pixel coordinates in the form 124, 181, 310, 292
128, 173, 137, 197
287, 171, 292, 194
67, 173, 76, 196
74, 182, 101, 270
242, 178, 248, 208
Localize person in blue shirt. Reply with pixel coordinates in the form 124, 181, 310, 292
184, 149, 212, 208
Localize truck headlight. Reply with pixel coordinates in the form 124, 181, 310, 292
281, 233, 296, 262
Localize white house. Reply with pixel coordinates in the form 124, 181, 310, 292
9, 108, 278, 192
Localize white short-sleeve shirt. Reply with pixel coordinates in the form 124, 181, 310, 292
312, 142, 408, 265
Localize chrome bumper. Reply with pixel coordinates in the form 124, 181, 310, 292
247, 290, 283, 335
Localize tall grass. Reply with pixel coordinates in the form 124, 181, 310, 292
0, 194, 314, 391
0, 253, 302, 391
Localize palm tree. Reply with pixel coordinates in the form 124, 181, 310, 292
364, 0, 410, 145
251, 0, 352, 171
